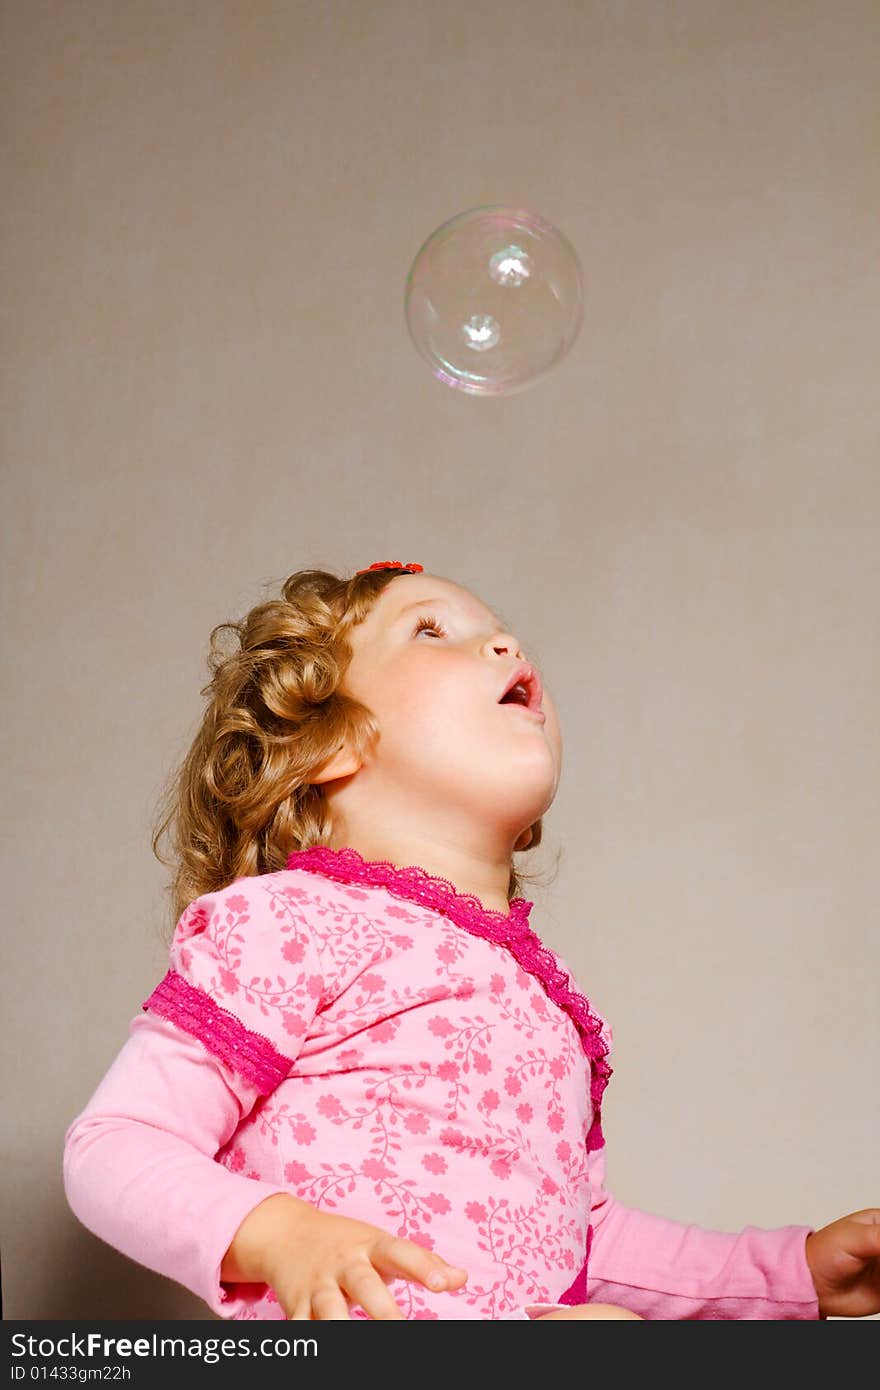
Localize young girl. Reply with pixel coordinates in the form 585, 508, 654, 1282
63, 561, 879, 1321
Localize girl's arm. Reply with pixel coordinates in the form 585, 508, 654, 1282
63, 1009, 293, 1317
64, 872, 343, 1318
585, 1141, 821, 1319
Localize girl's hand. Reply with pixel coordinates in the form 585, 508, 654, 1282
805, 1209, 880, 1318
222, 1193, 468, 1320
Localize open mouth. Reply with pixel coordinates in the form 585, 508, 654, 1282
498, 675, 546, 722
498, 682, 532, 708
497, 663, 544, 714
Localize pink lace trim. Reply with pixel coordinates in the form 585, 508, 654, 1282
285, 844, 613, 1150
143, 969, 293, 1096
558, 1225, 593, 1305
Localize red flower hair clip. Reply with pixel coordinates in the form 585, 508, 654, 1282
355, 561, 424, 575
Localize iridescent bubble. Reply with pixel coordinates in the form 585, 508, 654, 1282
488, 245, 532, 288
404, 206, 583, 396
462, 314, 500, 352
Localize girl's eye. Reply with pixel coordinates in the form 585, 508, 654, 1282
413, 616, 448, 638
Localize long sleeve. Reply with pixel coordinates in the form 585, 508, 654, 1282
63, 874, 335, 1318
585, 1141, 821, 1319
63, 1011, 292, 1317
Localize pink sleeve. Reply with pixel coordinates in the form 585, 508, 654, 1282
63, 1010, 292, 1317
585, 1142, 821, 1319
63, 875, 332, 1318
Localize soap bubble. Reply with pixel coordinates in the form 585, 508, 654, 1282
404, 205, 583, 397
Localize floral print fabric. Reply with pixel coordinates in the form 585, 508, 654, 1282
142, 849, 613, 1318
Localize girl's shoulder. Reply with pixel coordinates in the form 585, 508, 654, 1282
175, 864, 404, 949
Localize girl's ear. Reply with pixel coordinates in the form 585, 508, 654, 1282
308, 744, 363, 786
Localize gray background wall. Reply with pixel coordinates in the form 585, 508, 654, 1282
2, 0, 877, 1319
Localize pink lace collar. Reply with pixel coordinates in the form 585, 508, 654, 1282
287, 843, 533, 932
285, 843, 612, 1150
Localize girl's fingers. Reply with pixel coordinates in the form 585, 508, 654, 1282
341, 1264, 407, 1320
287, 1298, 313, 1321
310, 1285, 353, 1320
277, 1229, 469, 1322
374, 1236, 467, 1293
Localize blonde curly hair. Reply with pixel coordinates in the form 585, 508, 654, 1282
151, 565, 557, 939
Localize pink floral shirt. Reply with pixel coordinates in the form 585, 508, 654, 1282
63, 847, 821, 1319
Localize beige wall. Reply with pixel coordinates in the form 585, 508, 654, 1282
2, 0, 877, 1320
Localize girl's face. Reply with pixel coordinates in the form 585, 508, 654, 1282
331, 574, 562, 856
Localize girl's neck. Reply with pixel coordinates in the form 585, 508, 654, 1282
291, 841, 524, 922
